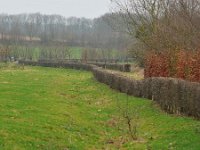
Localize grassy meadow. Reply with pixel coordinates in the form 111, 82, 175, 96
0, 64, 200, 149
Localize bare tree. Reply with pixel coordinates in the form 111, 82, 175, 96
111, 0, 200, 51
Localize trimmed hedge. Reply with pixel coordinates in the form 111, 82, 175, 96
20, 60, 94, 71
145, 50, 200, 82
94, 67, 200, 118
88, 62, 131, 72
19, 60, 200, 119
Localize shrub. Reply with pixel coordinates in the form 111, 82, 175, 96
145, 50, 200, 82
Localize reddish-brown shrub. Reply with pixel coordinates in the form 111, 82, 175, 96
145, 50, 200, 82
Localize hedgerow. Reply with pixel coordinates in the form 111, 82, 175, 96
145, 50, 200, 82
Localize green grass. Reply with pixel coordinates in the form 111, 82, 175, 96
10, 44, 128, 61
69, 47, 83, 59
0, 64, 200, 149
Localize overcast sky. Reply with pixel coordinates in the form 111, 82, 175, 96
0, 0, 111, 18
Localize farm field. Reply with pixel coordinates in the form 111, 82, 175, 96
11, 46, 83, 60
0, 64, 200, 149
10, 45, 126, 61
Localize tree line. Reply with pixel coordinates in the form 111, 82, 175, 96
0, 13, 130, 50
111, 0, 200, 51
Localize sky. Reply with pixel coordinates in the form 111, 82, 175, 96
0, 0, 111, 18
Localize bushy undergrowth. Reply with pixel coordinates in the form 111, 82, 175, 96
145, 50, 200, 82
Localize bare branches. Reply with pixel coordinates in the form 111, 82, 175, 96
111, 0, 200, 51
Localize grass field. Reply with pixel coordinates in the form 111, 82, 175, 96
11, 45, 125, 61
11, 46, 83, 60
0, 64, 200, 149
68, 47, 82, 59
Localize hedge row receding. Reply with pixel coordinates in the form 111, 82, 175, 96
20, 60, 94, 71
88, 62, 131, 72
38, 60, 131, 72
93, 68, 200, 118
19, 60, 200, 119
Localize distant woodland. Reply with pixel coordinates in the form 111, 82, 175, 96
0, 13, 130, 50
